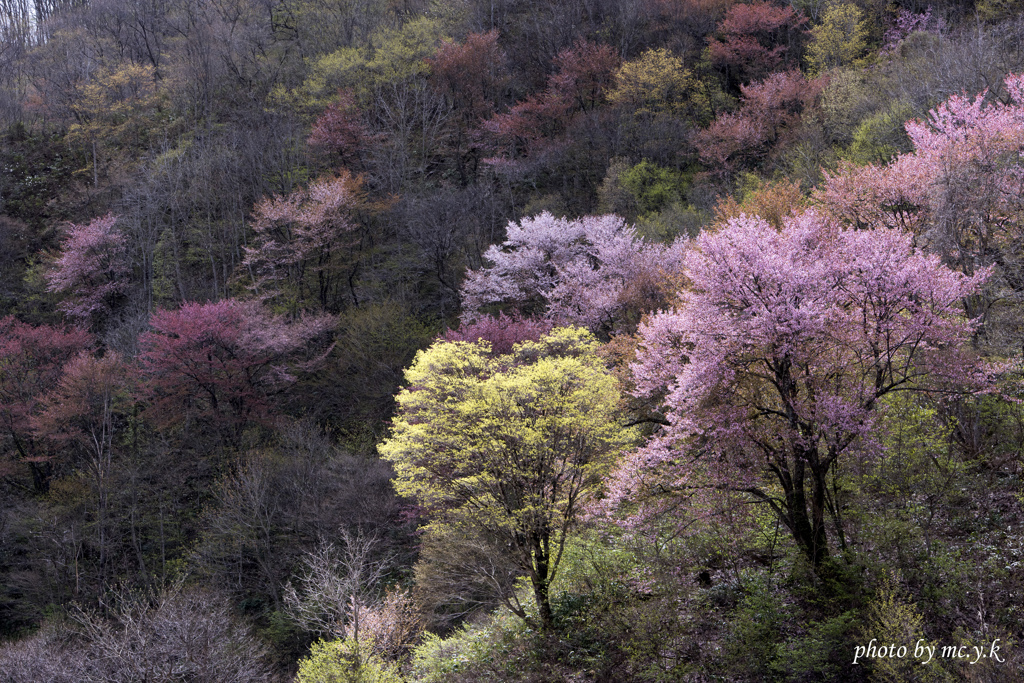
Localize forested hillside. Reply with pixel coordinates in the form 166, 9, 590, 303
1, 0, 1023, 680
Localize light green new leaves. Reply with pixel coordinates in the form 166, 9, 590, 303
380, 326, 635, 551
303, 17, 447, 104
807, 3, 868, 75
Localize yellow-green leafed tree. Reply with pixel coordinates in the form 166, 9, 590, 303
66, 63, 165, 185
379, 327, 637, 630
610, 47, 710, 123
295, 16, 447, 108
806, 2, 868, 75
296, 639, 403, 683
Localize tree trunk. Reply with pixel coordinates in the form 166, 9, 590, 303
531, 536, 554, 630
782, 453, 829, 568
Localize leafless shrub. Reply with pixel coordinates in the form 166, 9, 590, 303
283, 529, 392, 640
0, 584, 275, 683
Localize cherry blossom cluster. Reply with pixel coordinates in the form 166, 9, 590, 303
600, 210, 988, 549
459, 211, 685, 333
816, 72, 1024, 280
46, 214, 130, 327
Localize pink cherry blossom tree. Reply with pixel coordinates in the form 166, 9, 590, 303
45, 214, 131, 330
242, 170, 363, 314
458, 212, 685, 335
814, 72, 1024, 321
138, 300, 334, 445
603, 211, 989, 568
813, 160, 927, 233
900, 73, 1024, 282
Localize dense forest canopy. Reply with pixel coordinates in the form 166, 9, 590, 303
1, 0, 1023, 680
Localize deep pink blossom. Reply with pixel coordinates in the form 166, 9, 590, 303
708, 1, 808, 84
0, 318, 93, 488
694, 70, 824, 173
480, 40, 618, 173
442, 312, 552, 356
138, 300, 334, 439
307, 89, 374, 166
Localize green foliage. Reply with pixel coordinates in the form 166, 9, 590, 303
977, 0, 1024, 23
381, 327, 637, 626
597, 158, 699, 239
258, 610, 308, 672
294, 17, 448, 108
610, 48, 710, 123
723, 572, 789, 679
807, 2, 869, 75
596, 158, 638, 218
296, 638, 404, 683
382, 327, 635, 524
66, 64, 166, 152
0, 129, 81, 230
548, 532, 698, 681
853, 394, 964, 558
15, 257, 63, 325
844, 101, 914, 164
862, 573, 950, 682
619, 160, 690, 217
284, 0, 391, 57
634, 200, 705, 243
150, 223, 220, 307
772, 611, 859, 681
410, 610, 533, 683
323, 301, 437, 453
548, 531, 634, 598
820, 67, 876, 145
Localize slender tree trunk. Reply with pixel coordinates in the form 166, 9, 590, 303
531, 535, 554, 630
810, 465, 829, 563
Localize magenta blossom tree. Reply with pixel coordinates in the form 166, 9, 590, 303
480, 40, 619, 175
139, 300, 334, 444
603, 211, 989, 567
442, 312, 552, 356
459, 212, 685, 335
0, 318, 93, 491
32, 352, 136, 584
881, 7, 944, 54
46, 214, 131, 329
708, 0, 808, 86
693, 70, 824, 175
